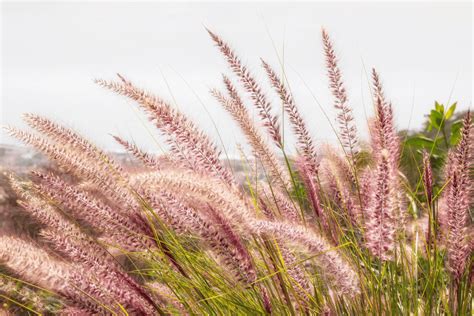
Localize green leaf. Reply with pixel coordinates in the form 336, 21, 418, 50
450, 120, 463, 146
445, 102, 457, 120
435, 101, 444, 113
429, 110, 443, 130
405, 135, 434, 148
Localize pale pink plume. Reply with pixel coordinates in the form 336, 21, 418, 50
207, 29, 283, 148
96, 75, 235, 186
443, 112, 472, 281
261, 59, 319, 175
252, 220, 360, 296
364, 69, 404, 260
112, 135, 163, 171
322, 29, 358, 164
211, 82, 291, 190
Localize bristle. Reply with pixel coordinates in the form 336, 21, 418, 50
261, 60, 319, 174
443, 112, 472, 281
32, 171, 151, 239
207, 30, 283, 148
96, 76, 235, 186
4, 127, 138, 210
0, 236, 71, 301
112, 135, 163, 170
364, 154, 395, 260
258, 181, 300, 222
211, 83, 291, 190
252, 220, 360, 296
321, 158, 360, 226
294, 157, 324, 221
132, 170, 252, 227
22, 114, 123, 175
364, 69, 404, 260
321, 29, 358, 163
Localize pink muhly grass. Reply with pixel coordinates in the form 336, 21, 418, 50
422, 151, 434, 206
261, 59, 319, 175
9, 176, 159, 312
207, 29, 283, 148
370, 69, 400, 166
95, 74, 234, 186
3, 126, 139, 211
22, 113, 123, 176
0, 237, 106, 314
58, 306, 91, 315
321, 159, 360, 226
32, 171, 152, 243
140, 187, 257, 284
211, 75, 292, 190
251, 220, 360, 297
203, 204, 257, 283
112, 135, 163, 171
279, 246, 313, 307
0, 235, 70, 295
39, 229, 158, 314
11, 182, 158, 312
364, 68, 405, 261
258, 182, 300, 222
132, 171, 253, 228
294, 157, 322, 218
21, 114, 136, 205
9, 177, 82, 236
364, 152, 396, 261
321, 29, 358, 164
443, 111, 472, 281
294, 156, 335, 239
146, 282, 187, 314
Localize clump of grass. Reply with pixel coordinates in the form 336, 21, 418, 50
1, 28, 472, 315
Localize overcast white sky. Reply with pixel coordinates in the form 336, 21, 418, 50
1, 1, 472, 156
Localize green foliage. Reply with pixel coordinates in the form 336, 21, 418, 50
400, 101, 466, 194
